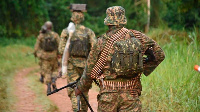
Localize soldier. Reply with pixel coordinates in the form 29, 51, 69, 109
75, 6, 165, 112
34, 21, 60, 94
59, 4, 97, 112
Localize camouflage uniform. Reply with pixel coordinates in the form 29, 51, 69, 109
34, 30, 60, 91
77, 6, 165, 112
59, 11, 97, 112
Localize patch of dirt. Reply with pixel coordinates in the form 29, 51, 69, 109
14, 67, 43, 112
14, 67, 98, 112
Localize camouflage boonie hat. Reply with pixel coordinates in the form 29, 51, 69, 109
104, 6, 127, 25
71, 12, 85, 24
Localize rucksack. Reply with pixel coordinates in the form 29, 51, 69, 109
69, 33, 90, 58
40, 33, 57, 52
110, 32, 143, 77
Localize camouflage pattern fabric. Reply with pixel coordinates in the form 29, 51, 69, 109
34, 30, 60, 84
34, 31, 60, 60
40, 59, 58, 84
97, 91, 141, 112
77, 6, 165, 112
69, 91, 89, 112
67, 63, 89, 112
104, 6, 127, 26
76, 25, 165, 91
58, 11, 96, 111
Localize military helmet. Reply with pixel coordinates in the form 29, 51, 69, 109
104, 6, 127, 25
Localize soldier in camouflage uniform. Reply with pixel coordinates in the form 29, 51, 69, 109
58, 4, 97, 112
75, 6, 165, 112
34, 21, 60, 94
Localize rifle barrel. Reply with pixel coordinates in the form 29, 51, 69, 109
47, 81, 77, 96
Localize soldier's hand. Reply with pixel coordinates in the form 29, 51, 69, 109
75, 87, 81, 96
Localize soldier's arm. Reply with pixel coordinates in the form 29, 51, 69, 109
77, 38, 102, 92
88, 28, 97, 47
34, 34, 42, 54
140, 33, 165, 76
58, 29, 68, 55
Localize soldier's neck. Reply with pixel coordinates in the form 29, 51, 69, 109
108, 25, 124, 30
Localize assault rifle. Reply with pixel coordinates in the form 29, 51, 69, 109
47, 77, 94, 112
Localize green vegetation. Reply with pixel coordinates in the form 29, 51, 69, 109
27, 69, 59, 112
0, 42, 36, 111
0, 0, 199, 37
141, 29, 200, 111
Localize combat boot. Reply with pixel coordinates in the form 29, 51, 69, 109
47, 83, 52, 94
40, 75, 44, 83
52, 77, 57, 91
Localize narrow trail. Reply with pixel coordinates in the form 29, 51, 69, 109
45, 75, 99, 112
14, 67, 43, 112
14, 67, 98, 112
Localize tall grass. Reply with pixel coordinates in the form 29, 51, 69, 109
0, 43, 36, 111
141, 29, 200, 111
0, 37, 36, 47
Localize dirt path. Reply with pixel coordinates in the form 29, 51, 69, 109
46, 76, 99, 112
14, 67, 43, 112
14, 67, 98, 112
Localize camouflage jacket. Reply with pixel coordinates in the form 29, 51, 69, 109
34, 31, 60, 60
58, 23, 96, 68
77, 26, 165, 92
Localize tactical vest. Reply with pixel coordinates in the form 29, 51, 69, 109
110, 32, 143, 77
40, 33, 57, 52
69, 33, 90, 58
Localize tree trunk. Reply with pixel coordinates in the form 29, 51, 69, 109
145, 0, 150, 33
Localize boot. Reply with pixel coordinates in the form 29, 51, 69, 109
52, 77, 57, 91
40, 75, 44, 83
47, 83, 52, 94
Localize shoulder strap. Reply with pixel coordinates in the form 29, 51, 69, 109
90, 27, 129, 79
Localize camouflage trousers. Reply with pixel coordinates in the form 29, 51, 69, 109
67, 66, 89, 112
97, 90, 142, 112
39, 58, 58, 84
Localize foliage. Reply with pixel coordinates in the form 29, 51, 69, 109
141, 29, 200, 111
1, 0, 199, 37
0, 37, 36, 47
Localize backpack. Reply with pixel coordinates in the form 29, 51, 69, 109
110, 32, 143, 77
69, 33, 90, 58
40, 33, 57, 52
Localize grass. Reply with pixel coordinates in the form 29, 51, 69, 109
141, 29, 200, 111
27, 69, 59, 112
0, 43, 36, 111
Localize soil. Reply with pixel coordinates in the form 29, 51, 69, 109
14, 67, 98, 112
14, 67, 44, 112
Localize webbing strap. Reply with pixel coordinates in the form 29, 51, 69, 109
90, 27, 129, 79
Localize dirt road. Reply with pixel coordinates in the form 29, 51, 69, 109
14, 67, 44, 112
14, 67, 98, 112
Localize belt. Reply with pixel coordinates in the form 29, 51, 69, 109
100, 74, 141, 90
